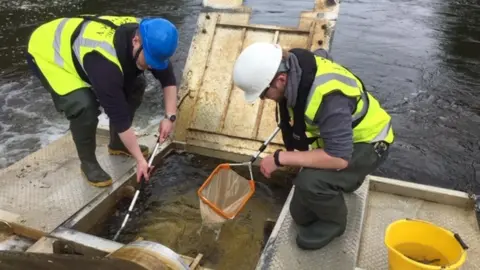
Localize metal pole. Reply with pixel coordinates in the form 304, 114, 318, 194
249, 126, 281, 163
112, 139, 162, 242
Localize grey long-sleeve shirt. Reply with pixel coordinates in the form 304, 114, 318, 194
311, 48, 357, 161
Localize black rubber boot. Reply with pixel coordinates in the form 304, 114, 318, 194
70, 118, 112, 187
296, 219, 345, 250
37, 84, 113, 187
107, 122, 149, 158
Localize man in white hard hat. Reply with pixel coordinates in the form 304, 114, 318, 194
232, 42, 394, 250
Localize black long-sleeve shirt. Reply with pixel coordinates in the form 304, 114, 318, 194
82, 23, 176, 133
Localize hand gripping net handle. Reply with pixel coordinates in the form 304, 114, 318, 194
113, 137, 162, 241
197, 126, 281, 220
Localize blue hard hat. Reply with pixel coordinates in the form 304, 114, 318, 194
139, 18, 178, 70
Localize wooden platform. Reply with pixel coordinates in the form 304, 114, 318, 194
173, 0, 339, 159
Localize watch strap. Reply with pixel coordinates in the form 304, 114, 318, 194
274, 149, 283, 167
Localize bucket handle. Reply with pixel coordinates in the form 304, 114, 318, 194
405, 218, 469, 250
454, 233, 469, 250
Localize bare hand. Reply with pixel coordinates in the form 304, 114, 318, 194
136, 157, 151, 183
260, 154, 278, 179
158, 119, 174, 143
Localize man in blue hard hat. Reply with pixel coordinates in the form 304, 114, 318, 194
26, 15, 179, 187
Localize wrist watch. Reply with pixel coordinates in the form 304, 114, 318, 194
274, 149, 283, 167
165, 114, 176, 123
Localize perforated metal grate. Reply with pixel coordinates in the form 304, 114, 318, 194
0, 132, 156, 233
256, 178, 369, 270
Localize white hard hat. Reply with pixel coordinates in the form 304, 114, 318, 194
232, 42, 282, 103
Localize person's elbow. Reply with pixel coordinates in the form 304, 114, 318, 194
323, 144, 352, 170
334, 156, 349, 170
107, 112, 132, 134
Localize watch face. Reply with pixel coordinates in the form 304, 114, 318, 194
169, 115, 176, 122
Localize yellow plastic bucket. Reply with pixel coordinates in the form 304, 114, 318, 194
385, 218, 468, 270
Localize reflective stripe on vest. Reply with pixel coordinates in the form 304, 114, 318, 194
305, 72, 369, 126
53, 18, 69, 68
28, 16, 140, 96
288, 56, 394, 148
72, 16, 141, 75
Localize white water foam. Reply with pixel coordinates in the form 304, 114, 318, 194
0, 235, 34, 251
0, 79, 68, 168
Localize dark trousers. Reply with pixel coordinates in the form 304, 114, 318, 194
289, 142, 389, 244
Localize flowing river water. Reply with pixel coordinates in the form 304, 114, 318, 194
0, 0, 479, 269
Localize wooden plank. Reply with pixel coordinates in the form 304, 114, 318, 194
217, 22, 311, 34
220, 29, 276, 138
189, 19, 249, 132
185, 130, 283, 162
175, 12, 220, 143
309, 20, 328, 52
0, 209, 20, 224
216, 27, 247, 134
189, 253, 204, 270
26, 237, 55, 254
368, 175, 473, 208
0, 209, 45, 240
203, 0, 243, 9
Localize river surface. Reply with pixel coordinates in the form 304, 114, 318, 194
331, 0, 480, 193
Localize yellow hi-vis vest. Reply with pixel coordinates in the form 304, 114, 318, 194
286, 55, 395, 150
27, 15, 140, 96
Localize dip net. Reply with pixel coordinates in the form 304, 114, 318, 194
197, 162, 255, 230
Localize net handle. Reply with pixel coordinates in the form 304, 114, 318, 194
227, 125, 281, 168
227, 126, 281, 181
249, 126, 281, 163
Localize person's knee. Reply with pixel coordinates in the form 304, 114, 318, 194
62, 88, 100, 125
70, 103, 100, 127
294, 169, 348, 227
294, 168, 337, 200
290, 188, 317, 225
